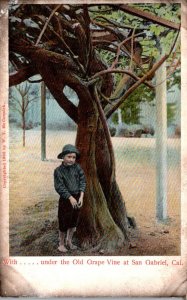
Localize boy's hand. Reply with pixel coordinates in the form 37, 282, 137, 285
69, 196, 78, 209
78, 195, 83, 208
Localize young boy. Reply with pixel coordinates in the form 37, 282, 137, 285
54, 144, 86, 253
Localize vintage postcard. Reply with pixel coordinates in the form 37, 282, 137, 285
0, 0, 187, 297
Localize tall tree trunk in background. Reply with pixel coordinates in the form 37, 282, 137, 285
116, 108, 123, 136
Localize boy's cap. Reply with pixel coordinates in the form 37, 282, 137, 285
57, 144, 80, 159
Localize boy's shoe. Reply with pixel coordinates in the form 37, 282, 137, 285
58, 245, 68, 252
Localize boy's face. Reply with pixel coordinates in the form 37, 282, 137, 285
63, 153, 76, 166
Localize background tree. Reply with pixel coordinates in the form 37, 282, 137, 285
9, 4, 180, 252
108, 4, 181, 129
9, 81, 38, 147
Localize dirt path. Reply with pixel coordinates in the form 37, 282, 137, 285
9, 127, 181, 256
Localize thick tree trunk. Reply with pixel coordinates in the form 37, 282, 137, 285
75, 90, 129, 252
95, 112, 129, 239
20, 52, 131, 252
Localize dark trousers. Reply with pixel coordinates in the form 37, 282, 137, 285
58, 194, 80, 232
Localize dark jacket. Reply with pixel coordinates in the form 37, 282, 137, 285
54, 163, 86, 199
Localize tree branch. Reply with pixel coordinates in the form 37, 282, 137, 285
48, 26, 85, 74
104, 26, 180, 118
9, 65, 37, 87
115, 4, 180, 30
10, 107, 22, 115
92, 27, 144, 72
10, 95, 22, 109
24, 96, 38, 111
23, 82, 31, 96
24, 99, 30, 111
167, 58, 180, 79
91, 19, 123, 42
104, 54, 169, 119
28, 96, 39, 103
35, 4, 61, 46
94, 84, 115, 180
110, 31, 143, 70
92, 15, 147, 30
91, 68, 154, 90
10, 42, 80, 75
83, 6, 92, 73
129, 27, 136, 70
